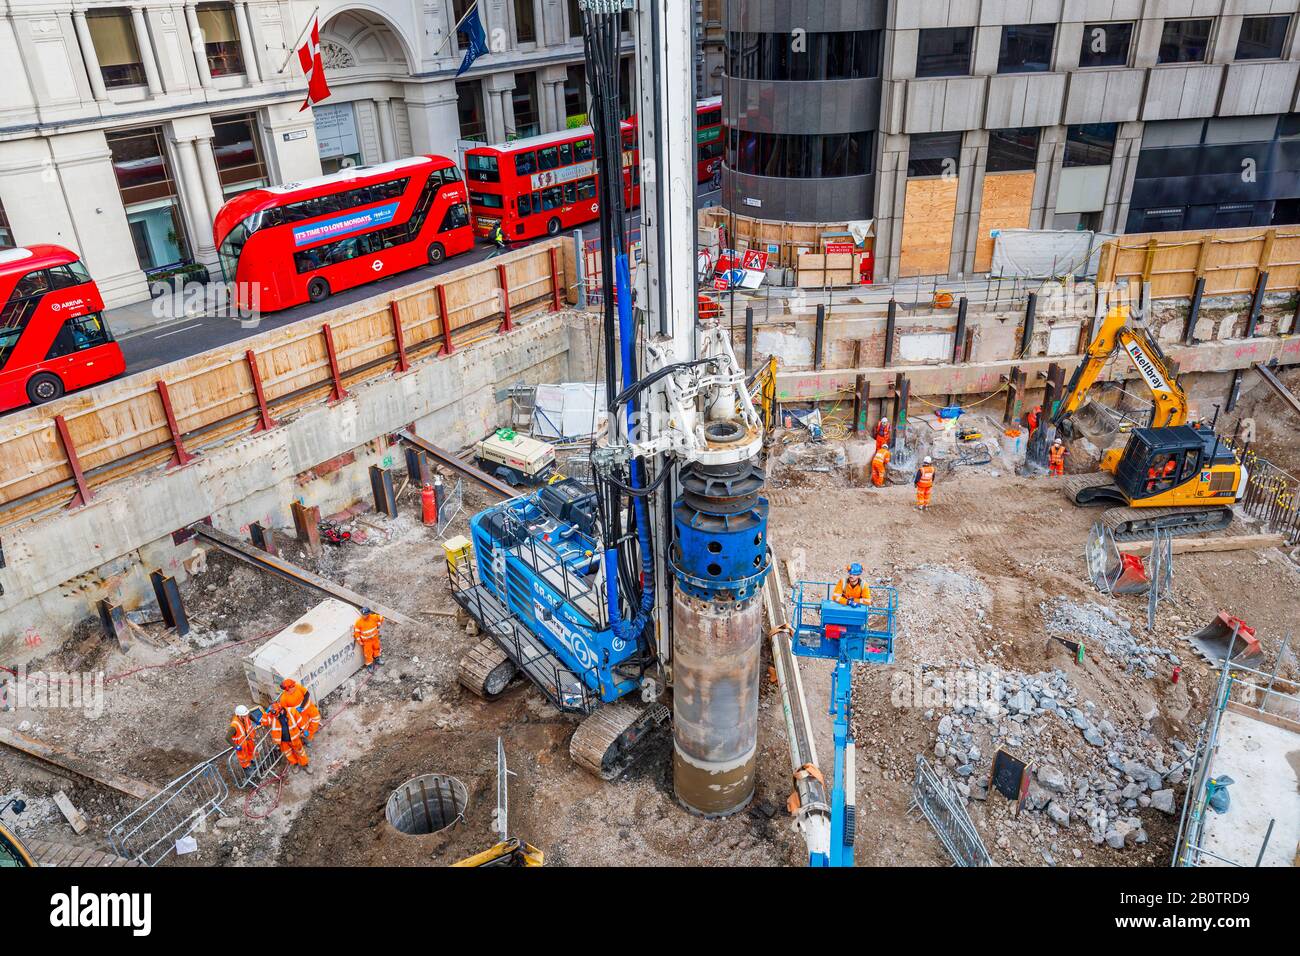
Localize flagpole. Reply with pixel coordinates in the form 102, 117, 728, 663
432, 0, 480, 58
276, 5, 321, 75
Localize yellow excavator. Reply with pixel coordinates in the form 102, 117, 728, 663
1052, 305, 1246, 539
0, 821, 36, 867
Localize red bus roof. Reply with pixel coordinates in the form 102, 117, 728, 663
213, 155, 456, 243
466, 126, 602, 156
625, 99, 720, 131
0, 244, 81, 278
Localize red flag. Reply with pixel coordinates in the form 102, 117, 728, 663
297, 18, 330, 111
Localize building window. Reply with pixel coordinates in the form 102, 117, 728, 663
727, 130, 874, 179
0, 197, 13, 249
726, 31, 880, 80
907, 132, 961, 178
106, 127, 192, 271
313, 102, 363, 172
456, 80, 487, 141
619, 56, 635, 118
86, 9, 146, 88
513, 0, 536, 45
567, 0, 583, 38
998, 24, 1055, 74
212, 113, 267, 196
1064, 123, 1117, 167
1078, 22, 1133, 68
197, 4, 245, 76
1158, 19, 1213, 64
453, 0, 476, 50
565, 66, 587, 126
917, 27, 973, 78
987, 127, 1040, 172
512, 71, 540, 138
1236, 16, 1290, 61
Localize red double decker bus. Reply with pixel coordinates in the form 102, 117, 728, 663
624, 98, 723, 187
0, 245, 125, 412
465, 126, 639, 243
213, 155, 474, 313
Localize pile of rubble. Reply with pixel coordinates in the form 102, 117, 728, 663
916, 663, 1191, 856
1044, 598, 1182, 678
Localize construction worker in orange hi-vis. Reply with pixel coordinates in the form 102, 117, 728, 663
1048, 438, 1067, 476
354, 607, 385, 670
1025, 405, 1043, 440
278, 678, 321, 742
262, 701, 312, 773
914, 456, 936, 511
871, 444, 891, 487
833, 563, 871, 606
873, 417, 891, 452
229, 705, 257, 770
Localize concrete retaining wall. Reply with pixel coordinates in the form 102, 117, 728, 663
0, 311, 593, 662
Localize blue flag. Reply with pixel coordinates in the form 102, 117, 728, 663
456, 6, 490, 77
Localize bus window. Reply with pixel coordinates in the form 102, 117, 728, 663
564, 183, 577, 204
576, 139, 593, 162
0, 325, 20, 370
559, 143, 573, 166
14, 270, 50, 299
514, 151, 537, 175
46, 313, 111, 359
439, 203, 470, 232
467, 154, 499, 182
577, 178, 597, 200
470, 191, 504, 209
540, 188, 561, 210
518, 194, 532, 216
539, 146, 559, 170
48, 263, 92, 289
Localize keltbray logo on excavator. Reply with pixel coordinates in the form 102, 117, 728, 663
1123, 339, 1169, 394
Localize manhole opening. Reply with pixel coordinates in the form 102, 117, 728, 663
385, 774, 468, 835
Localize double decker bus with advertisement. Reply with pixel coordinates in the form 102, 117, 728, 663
0, 245, 125, 412
624, 97, 723, 187
213, 155, 474, 313
464, 126, 639, 243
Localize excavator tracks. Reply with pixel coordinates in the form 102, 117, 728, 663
1099, 505, 1233, 541
1061, 472, 1124, 505
570, 700, 671, 780
457, 637, 519, 699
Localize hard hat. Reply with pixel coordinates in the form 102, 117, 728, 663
924, 456, 933, 464
281, 678, 296, 690
1053, 438, 1062, 445
234, 705, 249, 717
360, 607, 372, 616
848, 562, 863, 576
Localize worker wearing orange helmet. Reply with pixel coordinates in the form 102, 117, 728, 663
871, 443, 891, 487
1048, 438, 1067, 477
277, 678, 321, 742
873, 417, 891, 452
261, 701, 311, 773
914, 456, 936, 511
833, 564, 871, 606
354, 607, 385, 670
229, 704, 257, 770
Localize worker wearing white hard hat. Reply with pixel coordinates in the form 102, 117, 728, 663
915, 456, 936, 511
230, 704, 257, 769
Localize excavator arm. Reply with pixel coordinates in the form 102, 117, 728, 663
1053, 306, 1187, 432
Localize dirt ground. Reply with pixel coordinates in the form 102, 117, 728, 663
3, 429, 1297, 867
1228, 364, 1300, 477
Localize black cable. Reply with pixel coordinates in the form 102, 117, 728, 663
612, 357, 720, 409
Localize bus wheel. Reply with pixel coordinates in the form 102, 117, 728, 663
27, 373, 64, 405
307, 277, 331, 303
547, 217, 561, 237
427, 242, 445, 265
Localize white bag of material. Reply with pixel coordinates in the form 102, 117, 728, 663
533, 383, 608, 440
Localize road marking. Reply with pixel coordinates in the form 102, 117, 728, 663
153, 322, 204, 339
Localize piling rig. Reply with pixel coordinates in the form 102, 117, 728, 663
450, 0, 774, 817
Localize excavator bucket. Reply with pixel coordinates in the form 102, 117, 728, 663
1109, 553, 1151, 595
1069, 400, 1122, 443
1185, 613, 1261, 665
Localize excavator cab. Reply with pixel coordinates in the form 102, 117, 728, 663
1112, 426, 1242, 503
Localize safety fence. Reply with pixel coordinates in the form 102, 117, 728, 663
1098, 225, 1300, 301
907, 754, 992, 867
1237, 452, 1300, 547
108, 757, 229, 866
581, 229, 641, 308
0, 241, 571, 529
435, 478, 464, 537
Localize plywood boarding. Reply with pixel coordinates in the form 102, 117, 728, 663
899, 177, 958, 278
1100, 226, 1300, 299
701, 208, 848, 268
0, 241, 568, 525
973, 171, 1035, 273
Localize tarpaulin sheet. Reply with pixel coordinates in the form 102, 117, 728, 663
990, 229, 1116, 278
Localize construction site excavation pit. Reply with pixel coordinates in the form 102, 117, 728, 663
385, 775, 468, 836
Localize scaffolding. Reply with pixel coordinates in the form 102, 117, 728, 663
1172, 640, 1299, 867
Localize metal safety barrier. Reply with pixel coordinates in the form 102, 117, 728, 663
107, 757, 229, 866
908, 755, 992, 867
435, 478, 465, 537
226, 732, 285, 790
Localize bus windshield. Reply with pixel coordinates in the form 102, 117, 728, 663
466, 154, 499, 181
0, 325, 21, 371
